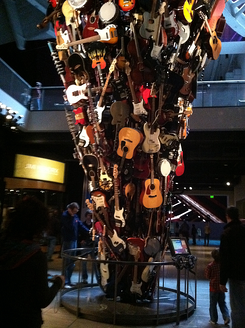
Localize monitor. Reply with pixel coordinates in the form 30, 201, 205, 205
168, 237, 191, 257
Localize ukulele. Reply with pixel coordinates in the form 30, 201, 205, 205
128, 245, 142, 296
141, 154, 163, 209
142, 84, 161, 154
56, 24, 118, 50
139, 0, 161, 42
113, 164, 125, 228
125, 61, 148, 116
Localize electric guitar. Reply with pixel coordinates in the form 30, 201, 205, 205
175, 144, 185, 176
142, 84, 161, 154
98, 225, 109, 287
113, 164, 125, 228
56, 24, 118, 50
128, 244, 142, 296
141, 154, 163, 209
139, 0, 161, 42
118, 0, 135, 11
150, 2, 167, 60
176, 0, 196, 24
91, 190, 109, 211
66, 83, 101, 105
125, 61, 148, 116
95, 58, 117, 123
163, 0, 179, 38
86, 199, 126, 254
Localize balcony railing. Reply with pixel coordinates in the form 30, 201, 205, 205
1, 58, 245, 111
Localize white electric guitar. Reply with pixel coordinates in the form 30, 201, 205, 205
125, 61, 147, 116
113, 164, 125, 228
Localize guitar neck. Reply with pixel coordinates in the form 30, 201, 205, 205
68, 34, 101, 47
150, 154, 154, 186
130, 22, 144, 67
114, 177, 120, 211
126, 71, 139, 104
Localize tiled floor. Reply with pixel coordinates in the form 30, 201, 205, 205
43, 239, 231, 327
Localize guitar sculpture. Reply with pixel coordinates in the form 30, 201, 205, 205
46, 0, 226, 303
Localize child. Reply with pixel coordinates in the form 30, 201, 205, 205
205, 248, 230, 326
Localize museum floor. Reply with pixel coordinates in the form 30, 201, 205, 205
44, 239, 231, 328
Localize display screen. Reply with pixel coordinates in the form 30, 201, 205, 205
168, 237, 191, 256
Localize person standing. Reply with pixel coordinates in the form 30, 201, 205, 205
61, 202, 89, 287
204, 221, 211, 246
220, 206, 245, 328
174, 222, 180, 237
0, 196, 64, 328
205, 248, 230, 325
179, 219, 190, 243
78, 210, 94, 284
45, 210, 61, 262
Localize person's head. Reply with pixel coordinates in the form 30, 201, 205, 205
85, 210, 92, 223
67, 202, 79, 216
3, 196, 49, 240
211, 248, 220, 262
226, 206, 239, 223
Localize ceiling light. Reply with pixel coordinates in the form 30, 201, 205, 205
226, 181, 231, 186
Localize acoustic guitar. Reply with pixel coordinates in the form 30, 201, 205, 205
141, 154, 163, 209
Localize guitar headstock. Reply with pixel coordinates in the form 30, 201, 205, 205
159, 1, 166, 15
85, 199, 94, 212
125, 61, 131, 75
113, 164, 119, 179
109, 58, 117, 74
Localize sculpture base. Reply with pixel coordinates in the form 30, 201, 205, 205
61, 286, 195, 326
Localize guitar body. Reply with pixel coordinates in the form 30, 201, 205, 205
82, 12, 100, 39
141, 179, 163, 209
208, 31, 222, 60
110, 101, 130, 126
142, 123, 161, 154
118, 0, 135, 11
82, 154, 99, 187
139, 11, 161, 42
179, 66, 195, 96
134, 153, 150, 179
176, 0, 195, 24
175, 150, 185, 176
108, 229, 126, 253
133, 99, 148, 116
114, 207, 125, 227
91, 190, 109, 209
117, 128, 141, 159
